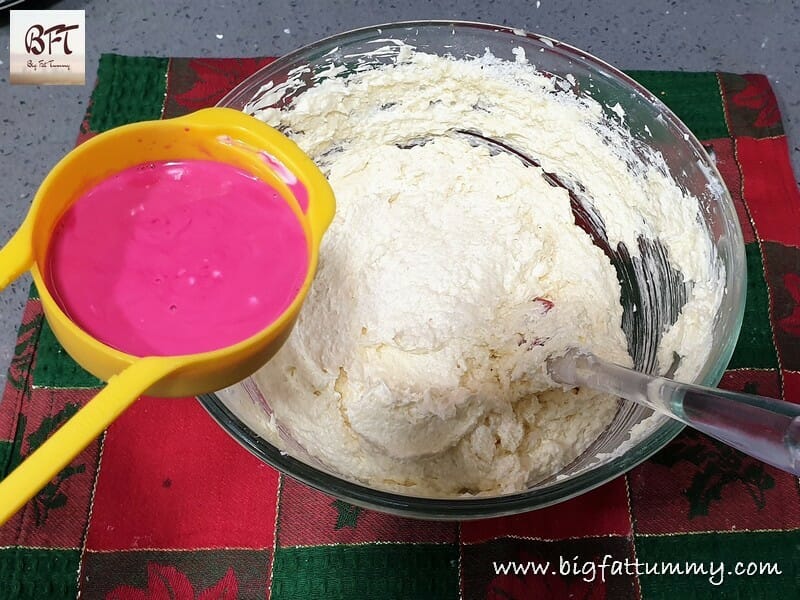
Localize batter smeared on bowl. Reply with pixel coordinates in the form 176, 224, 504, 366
231, 46, 723, 496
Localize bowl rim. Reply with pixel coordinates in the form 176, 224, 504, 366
204, 19, 747, 519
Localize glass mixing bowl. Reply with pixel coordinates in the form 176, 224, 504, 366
202, 20, 746, 519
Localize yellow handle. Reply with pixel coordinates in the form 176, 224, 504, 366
0, 223, 34, 291
0, 357, 178, 525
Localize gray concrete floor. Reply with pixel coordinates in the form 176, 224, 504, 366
1, 1, 798, 390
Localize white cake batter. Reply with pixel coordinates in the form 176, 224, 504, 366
222, 47, 722, 496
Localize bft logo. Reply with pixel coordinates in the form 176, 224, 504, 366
10, 10, 86, 85
25, 23, 81, 56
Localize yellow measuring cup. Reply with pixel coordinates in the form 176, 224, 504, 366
0, 107, 335, 525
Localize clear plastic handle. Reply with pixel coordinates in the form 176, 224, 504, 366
549, 351, 800, 475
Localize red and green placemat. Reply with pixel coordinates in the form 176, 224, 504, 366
1, 55, 799, 599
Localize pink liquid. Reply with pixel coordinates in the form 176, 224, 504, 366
46, 159, 309, 356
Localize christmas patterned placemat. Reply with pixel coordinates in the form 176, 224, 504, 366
1, 55, 799, 599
